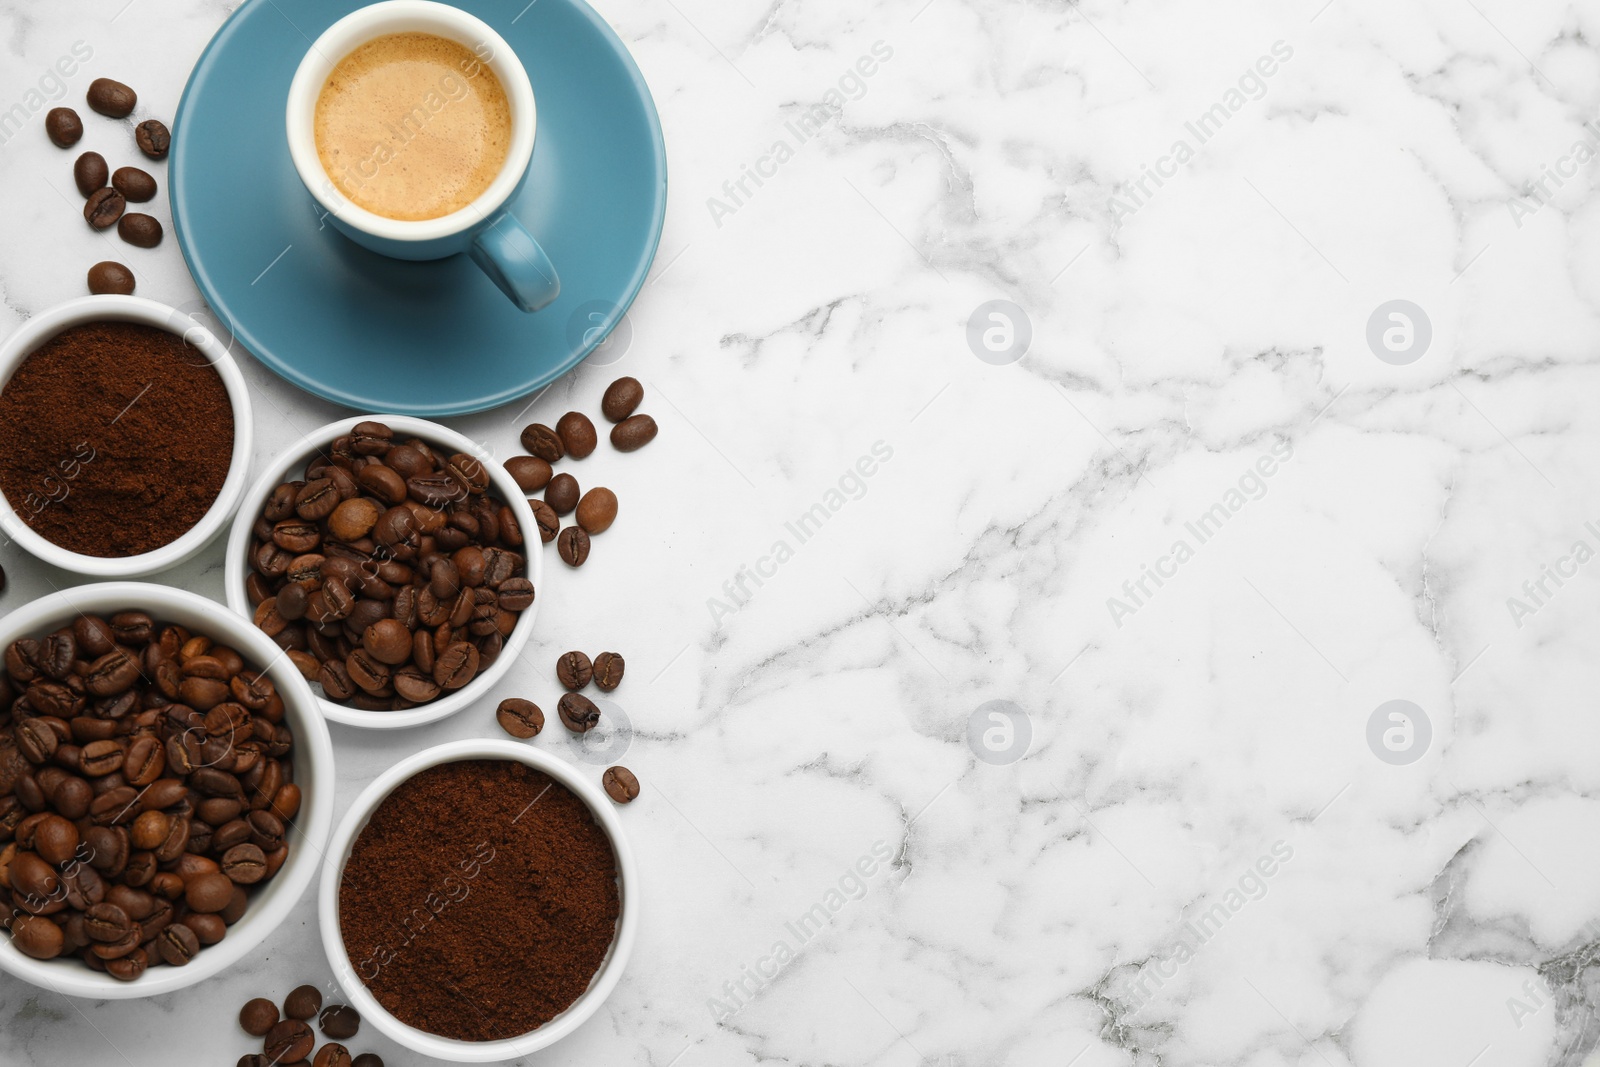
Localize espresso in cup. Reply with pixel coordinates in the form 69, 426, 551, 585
314, 32, 511, 221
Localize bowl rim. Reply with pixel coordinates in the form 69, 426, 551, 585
0, 295, 255, 578
317, 738, 637, 1060
0, 581, 335, 999
222, 414, 542, 729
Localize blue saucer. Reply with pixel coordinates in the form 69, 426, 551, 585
170, 0, 666, 415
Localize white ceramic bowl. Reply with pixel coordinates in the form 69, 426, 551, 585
318, 739, 637, 1061
0, 582, 335, 999
0, 295, 254, 578
223, 415, 541, 729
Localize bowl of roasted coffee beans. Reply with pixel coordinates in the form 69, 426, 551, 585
0, 582, 335, 998
318, 738, 636, 1061
0, 295, 254, 578
223, 416, 541, 729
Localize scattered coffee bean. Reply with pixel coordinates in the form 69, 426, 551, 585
601, 376, 644, 422
557, 692, 600, 732
264, 1019, 314, 1063
112, 165, 157, 202
240, 997, 280, 1035
556, 411, 597, 458
135, 118, 171, 159
531, 500, 558, 543
496, 697, 544, 738
45, 106, 83, 147
545, 472, 579, 514
557, 525, 590, 567
504, 454, 552, 492
315, 1044, 353, 1067
86, 77, 137, 118
593, 651, 625, 691
556, 650, 593, 690
86, 260, 136, 295
576, 487, 617, 534
610, 413, 657, 452
84, 186, 125, 229
520, 422, 563, 462
284, 983, 322, 1019
118, 212, 163, 248
73, 151, 108, 197
320, 1004, 361, 1040
603, 766, 640, 804
1, 612, 298, 978
238, 1057, 269, 1067
352, 1055, 385, 1067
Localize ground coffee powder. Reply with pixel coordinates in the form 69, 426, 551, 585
0, 321, 233, 557
338, 759, 620, 1040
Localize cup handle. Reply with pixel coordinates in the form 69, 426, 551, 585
469, 213, 560, 312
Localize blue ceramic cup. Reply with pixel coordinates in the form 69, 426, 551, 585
286, 0, 559, 312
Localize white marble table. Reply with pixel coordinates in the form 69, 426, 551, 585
3, 0, 1600, 1064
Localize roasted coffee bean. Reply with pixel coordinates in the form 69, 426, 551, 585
557, 411, 598, 458
265, 1019, 315, 1063
84, 902, 132, 942
86, 260, 137, 296
346, 649, 390, 694
357, 462, 407, 504
433, 642, 480, 689
45, 107, 83, 147
135, 118, 170, 159
130, 810, 169, 850
557, 692, 600, 732
545, 473, 579, 514
84, 186, 125, 230
362, 619, 412, 665
557, 651, 593, 690
16, 718, 59, 763
496, 698, 544, 738
247, 809, 284, 851
319, 1004, 361, 1040
34, 813, 79, 864
118, 213, 163, 248
112, 165, 157, 202
86, 78, 137, 118
504, 455, 552, 492
557, 526, 590, 567
392, 666, 440, 703
329, 497, 380, 541
603, 765, 641, 804
315, 1043, 354, 1067
576, 487, 618, 534
185, 871, 235, 913
601, 376, 644, 422
221, 843, 267, 884
295, 478, 340, 520
283, 983, 323, 1019
520, 423, 564, 462
86, 648, 141, 696
446, 452, 490, 495
105, 947, 149, 981
593, 651, 625, 691
349, 420, 393, 455
611, 413, 658, 452
156, 921, 199, 965
74, 151, 108, 197
241, 997, 280, 1035
352, 1055, 384, 1067
11, 914, 64, 959
497, 577, 535, 612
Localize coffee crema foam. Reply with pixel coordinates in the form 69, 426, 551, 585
314, 32, 511, 222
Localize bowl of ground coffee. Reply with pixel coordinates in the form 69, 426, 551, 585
0, 581, 335, 999
223, 415, 540, 729
318, 739, 636, 1060
0, 295, 253, 577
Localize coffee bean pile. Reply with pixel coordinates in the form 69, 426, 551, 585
44, 78, 170, 295
238, 984, 378, 1067
508, 376, 655, 569
244, 421, 533, 712
0, 613, 300, 979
